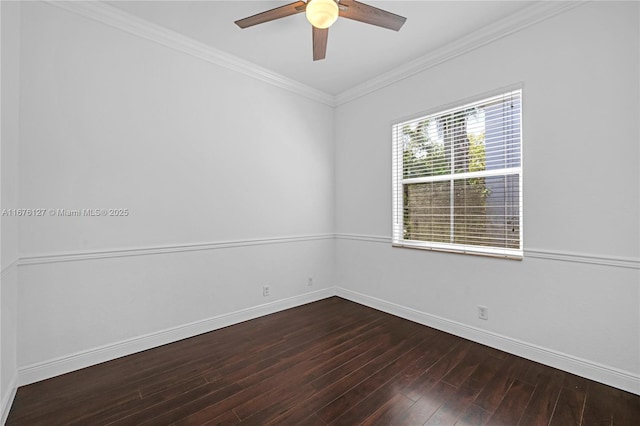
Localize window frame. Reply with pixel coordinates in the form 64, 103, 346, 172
391, 86, 524, 259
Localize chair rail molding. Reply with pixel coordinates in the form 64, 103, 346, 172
19, 234, 335, 266
335, 233, 640, 270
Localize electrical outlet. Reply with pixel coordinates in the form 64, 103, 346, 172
478, 305, 488, 320
308, 277, 313, 286
263, 285, 270, 297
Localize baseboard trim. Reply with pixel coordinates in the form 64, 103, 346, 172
18, 288, 335, 387
11, 286, 640, 399
1, 375, 17, 425
335, 287, 640, 396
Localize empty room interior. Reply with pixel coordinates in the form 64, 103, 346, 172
1, 0, 639, 424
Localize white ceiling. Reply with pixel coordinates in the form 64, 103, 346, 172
105, 1, 536, 95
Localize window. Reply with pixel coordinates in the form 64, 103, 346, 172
392, 88, 523, 258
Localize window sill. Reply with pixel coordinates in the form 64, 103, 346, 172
392, 242, 523, 260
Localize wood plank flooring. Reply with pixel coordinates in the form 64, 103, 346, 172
7, 297, 640, 425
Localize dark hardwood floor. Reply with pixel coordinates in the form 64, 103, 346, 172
7, 297, 640, 425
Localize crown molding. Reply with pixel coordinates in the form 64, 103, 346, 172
46, 1, 585, 108
46, 0, 336, 106
334, 1, 587, 106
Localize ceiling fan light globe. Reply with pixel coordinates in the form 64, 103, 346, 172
306, 0, 339, 29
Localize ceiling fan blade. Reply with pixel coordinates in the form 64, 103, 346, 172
235, 1, 306, 29
338, 0, 406, 31
313, 27, 329, 61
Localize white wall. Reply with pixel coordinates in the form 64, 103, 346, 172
1, 0, 21, 421
15, 1, 335, 381
334, 1, 640, 393
3, 0, 639, 408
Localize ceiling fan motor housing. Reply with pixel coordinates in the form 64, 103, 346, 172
234, 0, 406, 61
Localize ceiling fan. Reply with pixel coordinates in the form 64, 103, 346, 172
234, 0, 407, 61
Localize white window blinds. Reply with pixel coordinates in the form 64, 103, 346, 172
392, 89, 523, 258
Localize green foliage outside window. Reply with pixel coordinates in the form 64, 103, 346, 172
401, 111, 491, 246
